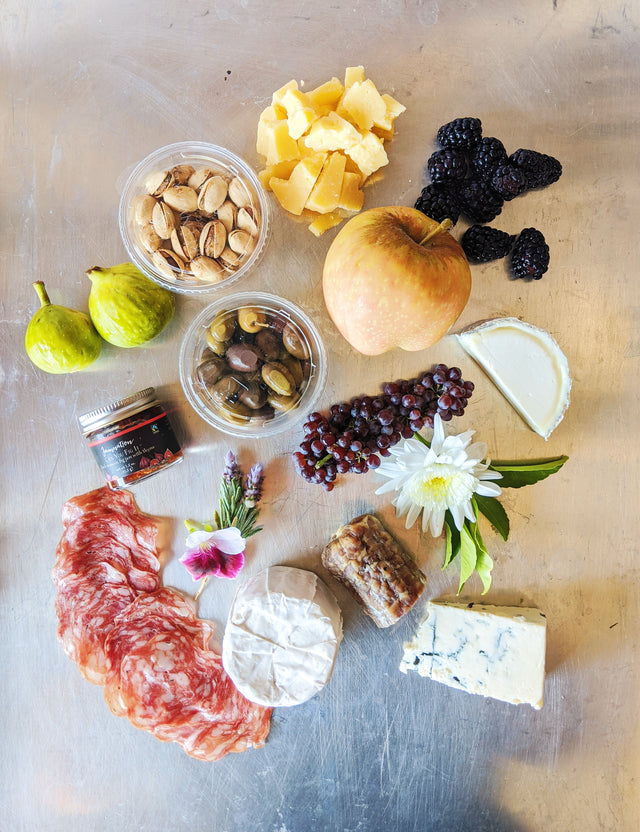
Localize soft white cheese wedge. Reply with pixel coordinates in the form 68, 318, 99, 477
456, 318, 571, 439
222, 566, 343, 707
400, 599, 547, 709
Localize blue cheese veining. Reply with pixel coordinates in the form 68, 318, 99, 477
399, 599, 547, 708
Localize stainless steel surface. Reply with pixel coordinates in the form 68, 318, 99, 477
2, 1, 638, 830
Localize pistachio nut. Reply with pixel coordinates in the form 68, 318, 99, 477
216, 200, 237, 233
151, 248, 186, 280
171, 225, 199, 261
152, 201, 177, 239
162, 185, 199, 213
238, 306, 267, 333
199, 220, 227, 259
133, 194, 157, 226
190, 255, 226, 283
198, 175, 228, 215
218, 246, 242, 269
139, 224, 163, 252
145, 169, 174, 197
228, 176, 252, 208
261, 361, 296, 396
228, 228, 254, 256
236, 206, 259, 236
171, 164, 195, 185
188, 167, 215, 190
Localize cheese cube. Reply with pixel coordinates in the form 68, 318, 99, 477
337, 79, 387, 131
372, 93, 407, 140
258, 159, 299, 191
280, 88, 318, 140
337, 171, 364, 212
303, 111, 361, 152
257, 109, 300, 166
308, 211, 346, 237
344, 65, 365, 88
307, 77, 345, 114
305, 152, 347, 214
270, 154, 326, 215
271, 79, 298, 106
400, 600, 547, 709
345, 130, 388, 178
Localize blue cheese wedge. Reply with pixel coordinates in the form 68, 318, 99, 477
400, 599, 547, 708
222, 566, 343, 707
456, 318, 571, 439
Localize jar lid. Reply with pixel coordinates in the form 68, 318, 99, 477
78, 387, 157, 433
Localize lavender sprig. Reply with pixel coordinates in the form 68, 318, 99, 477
214, 453, 264, 537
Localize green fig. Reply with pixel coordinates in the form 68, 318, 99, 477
25, 281, 102, 374
87, 263, 175, 348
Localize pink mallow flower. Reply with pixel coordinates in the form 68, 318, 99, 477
179, 526, 246, 581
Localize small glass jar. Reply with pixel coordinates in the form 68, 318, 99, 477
78, 388, 183, 489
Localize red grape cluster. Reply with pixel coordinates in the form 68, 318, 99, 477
292, 364, 474, 491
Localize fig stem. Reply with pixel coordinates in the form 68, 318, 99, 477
32, 281, 51, 308
418, 218, 453, 247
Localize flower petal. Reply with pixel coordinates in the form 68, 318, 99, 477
210, 525, 246, 555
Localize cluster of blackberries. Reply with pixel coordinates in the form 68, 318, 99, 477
414, 117, 561, 279
461, 225, 550, 280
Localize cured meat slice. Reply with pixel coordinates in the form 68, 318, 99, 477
53, 539, 159, 594
54, 562, 138, 684
104, 586, 270, 761
321, 513, 426, 627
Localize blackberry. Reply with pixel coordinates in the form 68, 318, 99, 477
458, 179, 503, 223
510, 228, 550, 279
509, 149, 562, 189
414, 183, 461, 224
461, 225, 516, 263
437, 117, 482, 150
426, 149, 468, 183
491, 164, 528, 200
469, 137, 508, 181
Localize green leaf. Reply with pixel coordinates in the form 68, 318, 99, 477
442, 511, 460, 568
489, 455, 569, 489
458, 524, 478, 594
474, 494, 510, 541
475, 549, 494, 595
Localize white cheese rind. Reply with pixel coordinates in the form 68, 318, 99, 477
456, 317, 571, 439
400, 600, 547, 709
222, 566, 343, 707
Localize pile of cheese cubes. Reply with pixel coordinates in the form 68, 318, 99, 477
256, 67, 405, 236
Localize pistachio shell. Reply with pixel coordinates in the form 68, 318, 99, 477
151, 248, 186, 280
171, 164, 195, 185
188, 167, 216, 190
133, 194, 157, 226
200, 220, 227, 259
171, 225, 199, 261
146, 170, 174, 197
218, 246, 241, 268
198, 175, 228, 215
228, 228, 254, 256
162, 185, 199, 213
152, 201, 177, 239
139, 224, 163, 252
236, 206, 259, 236
228, 176, 253, 208
216, 200, 237, 233
190, 255, 226, 283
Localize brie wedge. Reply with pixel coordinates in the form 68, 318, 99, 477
400, 599, 547, 709
222, 566, 343, 707
456, 318, 571, 439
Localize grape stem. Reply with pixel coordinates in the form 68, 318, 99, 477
418, 218, 453, 247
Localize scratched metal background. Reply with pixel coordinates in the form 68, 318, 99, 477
2, 1, 639, 830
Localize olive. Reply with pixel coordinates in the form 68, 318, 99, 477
238, 306, 267, 333
225, 342, 263, 373
261, 361, 296, 397
209, 374, 242, 403
208, 310, 236, 343
268, 391, 301, 412
197, 355, 227, 388
255, 328, 281, 360
217, 399, 253, 424
205, 329, 229, 356
282, 322, 309, 359
238, 381, 268, 410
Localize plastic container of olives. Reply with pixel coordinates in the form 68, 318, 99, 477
179, 292, 327, 437
119, 141, 270, 295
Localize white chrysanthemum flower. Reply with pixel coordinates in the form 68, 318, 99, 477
375, 413, 502, 537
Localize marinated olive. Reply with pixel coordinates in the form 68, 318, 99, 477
268, 391, 301, 412
238, 381, 268, 410
217, 398, 253, 424
197, 355, 227, 388
209, 374, 242, 403
255, 328, 281, 360
280, 355, 304, 387
261, 361, 296, 397
209, 310, 236, 343
205, 329, 229, 356
282, 322, 309, 359
238, 306, 267, 333
226, 342, 263, 373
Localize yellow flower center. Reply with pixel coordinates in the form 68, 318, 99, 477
403, 463, 476, 510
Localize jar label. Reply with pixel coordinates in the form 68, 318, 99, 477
88, 411, 182, 486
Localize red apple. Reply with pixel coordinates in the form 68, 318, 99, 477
322, 206, 471, 355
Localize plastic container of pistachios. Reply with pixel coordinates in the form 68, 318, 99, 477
179, 291, 327, 437
119, 141, 271, 295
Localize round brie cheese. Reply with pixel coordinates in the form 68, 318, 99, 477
222, 566, 343, 707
